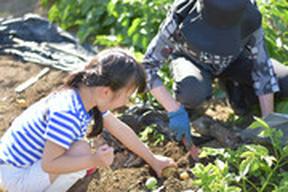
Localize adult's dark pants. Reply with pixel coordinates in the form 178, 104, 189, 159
171, 55, 288, 116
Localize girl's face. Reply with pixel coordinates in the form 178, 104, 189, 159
100, 85, 136, 111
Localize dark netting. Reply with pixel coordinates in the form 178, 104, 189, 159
0, 13, 97, 71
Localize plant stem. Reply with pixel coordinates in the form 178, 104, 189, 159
243, 177, 258, 192
242, 179, 247, 192
259, 162, 279, 192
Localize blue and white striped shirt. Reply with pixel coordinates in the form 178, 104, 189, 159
0, 89, 92, 168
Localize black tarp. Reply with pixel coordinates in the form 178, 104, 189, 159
240, 113, 288, 146
0, 13, 97, 71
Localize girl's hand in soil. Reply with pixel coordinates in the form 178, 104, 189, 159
151, 155, 177, 177
93, 144, 114, 168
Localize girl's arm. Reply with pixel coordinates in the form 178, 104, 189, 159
42, 140, 113, 174
103, 112, 176, 176
42, 141, 94, 174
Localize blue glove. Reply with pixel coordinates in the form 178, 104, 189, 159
167, 105, 192, 148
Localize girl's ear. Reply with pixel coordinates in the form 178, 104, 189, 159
102, 86, 113, 97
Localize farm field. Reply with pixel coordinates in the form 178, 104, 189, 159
1, 0, 288, 191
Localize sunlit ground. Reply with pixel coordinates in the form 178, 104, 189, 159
0, 0, 38, 17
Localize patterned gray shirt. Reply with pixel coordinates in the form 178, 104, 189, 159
143, 0, 279, 96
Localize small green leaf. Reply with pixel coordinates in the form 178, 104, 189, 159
239, 159, 252, 177
263, 156, 277, 167
249, 116, 270, 129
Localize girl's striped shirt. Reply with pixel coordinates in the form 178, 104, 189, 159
0, 89, 92, 168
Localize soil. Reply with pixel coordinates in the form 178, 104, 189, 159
0, 1, 237, 192
0, 56, 66, 135
0, 0, 46, 17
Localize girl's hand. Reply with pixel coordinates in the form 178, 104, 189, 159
151, 155, 177, 177
93, 144, 114, 168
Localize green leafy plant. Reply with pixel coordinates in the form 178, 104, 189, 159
41, 0, 173, 52
192, 116, 288, 191
258, 0, 288, 65
139, 124, 165, 146
192, 160, 241, 192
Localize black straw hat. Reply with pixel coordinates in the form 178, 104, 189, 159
181, 0, 262, 56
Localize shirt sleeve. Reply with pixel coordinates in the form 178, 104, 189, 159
143, 0, 196, 89
246, 28, 280, 96
45, 111, 81, 149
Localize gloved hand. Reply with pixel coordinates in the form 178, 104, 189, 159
167, 105, 192, 148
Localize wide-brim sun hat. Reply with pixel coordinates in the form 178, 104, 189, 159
181, 0, 262, 56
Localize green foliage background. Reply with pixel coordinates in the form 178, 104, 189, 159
41, 0, 287, 64
258, 0, 288, 65
41, 0, 172, 53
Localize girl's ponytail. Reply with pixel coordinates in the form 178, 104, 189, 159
64, 48, 146, 138
65, 72, 85, 88
64, 71, 104, 138
88, 107, 103, 138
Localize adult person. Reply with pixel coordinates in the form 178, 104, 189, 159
143, 0, 288, 148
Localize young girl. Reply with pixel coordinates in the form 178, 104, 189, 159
0, 48, 176, 192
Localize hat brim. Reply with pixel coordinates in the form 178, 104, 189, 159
180, 1, 261, 56
181, 15, 241, 56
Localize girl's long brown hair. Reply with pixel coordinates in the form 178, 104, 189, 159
64, 48, 146, 138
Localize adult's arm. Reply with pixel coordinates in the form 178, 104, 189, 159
247, 28, 279, 117
150, 85, 180, 112
258, 93, 274, 117
143, 0, 196, 111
